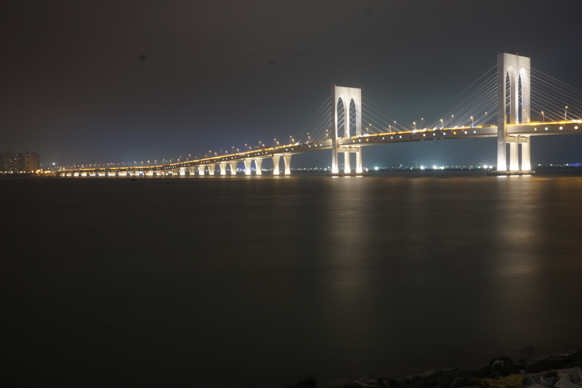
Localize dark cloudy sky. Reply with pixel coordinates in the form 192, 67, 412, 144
1, 0, 581, 168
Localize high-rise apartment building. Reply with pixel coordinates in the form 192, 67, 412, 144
22, 152, 41, 172
0, 151, 41, 173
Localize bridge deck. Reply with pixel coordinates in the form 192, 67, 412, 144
60, 121, 581, 174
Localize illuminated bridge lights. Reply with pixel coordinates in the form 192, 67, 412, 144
59, 119, 581, 175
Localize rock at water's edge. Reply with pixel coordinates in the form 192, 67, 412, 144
474, 373, 525, 388
287, 376, 317, 388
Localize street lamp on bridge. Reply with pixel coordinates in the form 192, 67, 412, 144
471, 116, 474, 127
541, 111, 545, 122
565, 106, 568, 120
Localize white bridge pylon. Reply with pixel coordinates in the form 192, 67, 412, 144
332, 85, 363, 174
497, 53, 531, 171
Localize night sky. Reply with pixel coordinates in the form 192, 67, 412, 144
1, 0, 581, 168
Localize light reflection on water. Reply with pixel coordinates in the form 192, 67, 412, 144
1, 173, 581, 387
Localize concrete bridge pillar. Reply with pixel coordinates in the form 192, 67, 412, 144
196, 166, 203, 176
208, 165, 215, 176
229, 161, 238, 175
272, 155, 281, 175
283, 154, 292, 175
356, 147, 363, 173
344, 151, 351, 173
243, 159, 252, 175
521, 137, 531, 171
219, 163, 227, 175
253, 158, 263, 175
509, 137, 519, 171
179, 167, 186, 176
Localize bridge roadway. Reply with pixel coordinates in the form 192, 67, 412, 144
59, 120, 581, 177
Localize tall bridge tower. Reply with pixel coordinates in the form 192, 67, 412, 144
332, 85, 363, 174
497, 53, 531, 171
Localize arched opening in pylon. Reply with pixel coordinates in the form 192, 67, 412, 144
337, 97, 345, 138
349, 99, 357, 137
518, 74, 523, 124
505, 71, 511, 124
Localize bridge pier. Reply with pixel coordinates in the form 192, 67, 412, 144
243, 159, 252, 175
344, 151, 351, 174
179, 167, 186, 176
283, 154, 292, 175
229, 161, 238, 175
509, 138, 519, 171
521, 137, 531, 170
219, 163, 227, 175
253, 158, 263, 175
272, 155, 280, 175
356, 147, 363, 173
207, 165, 215, 176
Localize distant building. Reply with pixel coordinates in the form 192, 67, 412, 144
0, 151, 41, 173
22, 152, 41, 172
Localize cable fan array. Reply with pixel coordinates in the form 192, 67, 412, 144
427, 65, 498, 130
530, 68, 582, 122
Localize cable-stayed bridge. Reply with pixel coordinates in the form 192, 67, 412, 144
60, 53, 581, 177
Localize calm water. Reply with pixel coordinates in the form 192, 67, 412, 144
1, 173, 581, 387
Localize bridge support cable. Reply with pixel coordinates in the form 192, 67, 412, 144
427, 69, 498, 129
530, 68, 582, 121
305, 114, 333, 142
361, 98, 410, 132
301, 110, 332, 143
362, 97, 410, 131
427, 66, 497, 128
291, 95, 332, 144
361, 107, 405, 134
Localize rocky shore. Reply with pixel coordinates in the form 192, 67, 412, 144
289, 350, 581, 388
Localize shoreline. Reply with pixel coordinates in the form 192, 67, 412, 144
290, 350, 582, 388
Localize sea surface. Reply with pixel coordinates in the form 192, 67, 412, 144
1, 172, 581, 387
